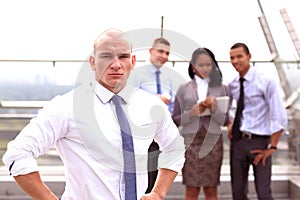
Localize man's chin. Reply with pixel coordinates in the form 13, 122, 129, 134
153, 63, 164, 68
111, 80, 126, 92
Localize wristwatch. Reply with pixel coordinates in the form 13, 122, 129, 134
268, 145, 277, 150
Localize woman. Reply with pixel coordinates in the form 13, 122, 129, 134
172, 48, 228, 200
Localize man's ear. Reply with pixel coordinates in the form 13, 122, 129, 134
89, 56, 96, 71
248, 53, 252, 60
149, 48, 153, 54
131, 55, 136, 70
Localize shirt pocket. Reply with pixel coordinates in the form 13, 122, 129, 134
131, 120, 157, 142
245, 92, 262, 107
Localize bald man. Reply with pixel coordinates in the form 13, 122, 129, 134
2, 29, 185, 200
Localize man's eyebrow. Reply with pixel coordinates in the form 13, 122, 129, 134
157, 48, 170, 53
99, 52, 112, 54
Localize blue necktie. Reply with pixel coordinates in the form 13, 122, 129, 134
111, 95, 137, 200
155, 70, 162, 94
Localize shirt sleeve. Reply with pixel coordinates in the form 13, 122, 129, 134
2, 95, 68, 176
154, 102, 185, 172
265, 79, 288, 134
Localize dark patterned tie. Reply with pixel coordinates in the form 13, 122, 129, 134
232, 77, 245, 140
111, 95, 137, 200
155, 70, 162, 94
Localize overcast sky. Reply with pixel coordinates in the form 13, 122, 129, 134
0, 0, 299, 85
1, 0, 299, 60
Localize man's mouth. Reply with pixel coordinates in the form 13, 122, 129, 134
109, 73, 123, 77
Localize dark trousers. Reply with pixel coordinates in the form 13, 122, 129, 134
145, 140, 161, 193
230, 136, 273, 200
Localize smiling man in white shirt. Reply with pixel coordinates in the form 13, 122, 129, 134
2, 28, 185, 200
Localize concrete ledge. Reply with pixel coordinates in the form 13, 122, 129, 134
289, 176, 300, 200
1, 165, 299, 199
167, 164, 300, 200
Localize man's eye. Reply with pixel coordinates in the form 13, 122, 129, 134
119, 54, 130, 59
100, 54, 113, 59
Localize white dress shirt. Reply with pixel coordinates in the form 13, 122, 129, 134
195, 75, 209, 102
228, 66, 287, 135
2, 82, 185, 200
127, 62, 187, 114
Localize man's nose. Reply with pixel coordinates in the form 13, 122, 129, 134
110, 58, 122, 69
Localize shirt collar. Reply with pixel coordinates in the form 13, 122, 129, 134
145, 62, 161, 74
93, 82, 134, 104
242, 65, 255, 82
195, 75, 209, 85
234, 65, 255, 83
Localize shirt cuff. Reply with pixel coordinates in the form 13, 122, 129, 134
270, 120, 286, 134
157, 147, 185, 173
159, 156, 185, 172
9, 157, 38, 176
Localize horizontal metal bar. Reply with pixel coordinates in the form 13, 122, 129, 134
0, 101, 48, 108
0, 114, 36, 120
0, 59, 299, 64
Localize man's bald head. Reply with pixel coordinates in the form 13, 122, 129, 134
89, 28, 136, 93
93, 29, 132, 54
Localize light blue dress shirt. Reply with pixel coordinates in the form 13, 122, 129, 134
228, 66, 287, 136
128, 62, 187, 114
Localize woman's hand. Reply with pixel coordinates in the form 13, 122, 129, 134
189, 97, 217, 118
189, 102, 207, 118
204, 97, 217, 112
189, 103, 200, 118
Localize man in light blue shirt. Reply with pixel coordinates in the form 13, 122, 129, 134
128, 37, 186, 193
128, 37, 186, 114
227, 43, 287, 200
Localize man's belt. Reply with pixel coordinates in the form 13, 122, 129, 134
241, 132, 270, 140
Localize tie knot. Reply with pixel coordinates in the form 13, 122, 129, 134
155, 70, 161, 75
239, 77, 245, 82
111, 95, 123, 105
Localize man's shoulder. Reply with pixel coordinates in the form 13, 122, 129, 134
133, 63, 152, 70
130, 64, 151, 76
130, 87, 163, 103
160, 65, 176, 72
37, 86, 77, 116
253, 70, 276, 85
130, 86, 156, 98
161, 65, 188, 83
52, 83, 93, 105
227, 76, 239, 87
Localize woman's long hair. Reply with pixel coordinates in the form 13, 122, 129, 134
188, 48, 223, 87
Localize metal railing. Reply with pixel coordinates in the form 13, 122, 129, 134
0, 58, 299, 121
0, 101, 48, 120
